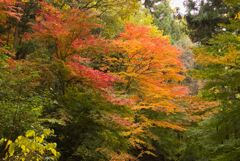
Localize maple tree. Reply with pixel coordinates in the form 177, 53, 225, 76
92, 24, 189, 159
31, 2, 101, 59
113, 24, 188, 112
30, 2, 121, 100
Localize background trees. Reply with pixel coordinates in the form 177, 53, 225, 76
185, 0, 239, 44
181, 0, 240, 160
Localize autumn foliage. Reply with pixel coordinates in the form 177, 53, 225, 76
113, 24, 188, 112
31, 2, 103, 59
66, 55, 117, 89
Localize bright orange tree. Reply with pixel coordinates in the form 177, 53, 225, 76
113, 24, 188, 113
102, 24, 189, 156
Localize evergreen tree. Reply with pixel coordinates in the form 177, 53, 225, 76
185, 0, 231, 43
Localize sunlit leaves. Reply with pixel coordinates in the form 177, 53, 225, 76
4, 129, 60, 161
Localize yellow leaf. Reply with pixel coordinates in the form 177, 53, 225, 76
25, 130, 35, 138
43, 129, 52, 136
36, 136, 44, 143
50, 148, 57, 156
8, 144, 15, 157
21, 145, 26, 152
4, 140, 12, 150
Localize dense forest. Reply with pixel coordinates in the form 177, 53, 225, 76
0, 0, 239, 160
